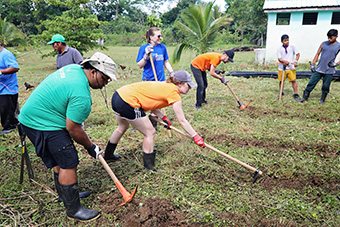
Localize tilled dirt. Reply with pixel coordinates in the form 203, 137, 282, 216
95, 194, 204, 227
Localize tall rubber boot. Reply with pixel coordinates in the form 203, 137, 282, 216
60, 182, 100, 222
299, 90, 310, 102
54, 172, 91, 202
103, 141, 121, 163
319, 93, 327, 105
143, 151, 156, 171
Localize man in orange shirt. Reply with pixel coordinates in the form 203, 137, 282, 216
191, 50, 234, 109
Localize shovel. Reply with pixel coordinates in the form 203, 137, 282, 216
98, 155, 137, 206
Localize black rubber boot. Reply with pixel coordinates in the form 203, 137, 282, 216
299, 90, 310, 102
60, 182, 100, 222
319, 93, 327, 105
103, 141, 121, 163
54, 172, 91, 202
143, 151, 156, 171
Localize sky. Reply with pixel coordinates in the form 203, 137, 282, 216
150, 0, 227, 15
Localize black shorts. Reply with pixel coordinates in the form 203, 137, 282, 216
21, 124, 79, 169
111, 91, 146, 121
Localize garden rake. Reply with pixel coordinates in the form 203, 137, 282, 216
150, 116, 262, 183
216, 71, 252, 109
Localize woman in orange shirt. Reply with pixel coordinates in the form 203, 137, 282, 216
104, 70, 205, 171
191, 50, 234, 109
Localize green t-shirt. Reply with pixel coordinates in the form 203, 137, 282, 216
19, 64, 92, 130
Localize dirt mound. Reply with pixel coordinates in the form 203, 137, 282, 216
97, 193, 203, 226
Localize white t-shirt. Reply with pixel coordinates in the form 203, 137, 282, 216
277, 44, 299, 71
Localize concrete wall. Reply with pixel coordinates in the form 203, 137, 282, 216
265, 10, 340, 63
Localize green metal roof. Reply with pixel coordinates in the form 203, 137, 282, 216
264, 0, 340, 11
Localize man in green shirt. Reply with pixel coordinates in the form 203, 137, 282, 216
19, 52, 116, 222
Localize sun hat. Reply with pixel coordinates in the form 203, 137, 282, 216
81, 52, 117, 81
47, 34, 66, 44
173, 70, 196, 88
224, 50, 234, 62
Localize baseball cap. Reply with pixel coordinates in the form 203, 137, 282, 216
173, 70, 196, 88
81, 52, 117, 81
224, 50, 234, 62
47, 34, 66, 44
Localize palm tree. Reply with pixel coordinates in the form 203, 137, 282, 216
0, 17, 26, 47
172, 2, 232, 63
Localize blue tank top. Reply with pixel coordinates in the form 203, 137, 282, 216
316, 41, 340, 74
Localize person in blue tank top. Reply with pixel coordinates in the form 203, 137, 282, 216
300, 29, 340, 104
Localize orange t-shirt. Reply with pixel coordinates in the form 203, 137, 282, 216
117, 81, 181, 111
191, 53, 222, 71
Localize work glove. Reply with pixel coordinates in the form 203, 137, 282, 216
193, 133, 205, 148
310, 63, 316, 73
143, 46, 153, 61
328, 60, 339, 68
220, 76, 228, 84
162, 116, 171, 129
169, 71, 175, 77
215, 69, 225, 75
86, 144, 103, 159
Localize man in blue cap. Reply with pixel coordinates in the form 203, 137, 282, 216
47, 34, 83, 69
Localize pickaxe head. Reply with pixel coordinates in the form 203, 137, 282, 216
239, 100, 252, 109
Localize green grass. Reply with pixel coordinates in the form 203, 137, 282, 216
1, 46, 339, 226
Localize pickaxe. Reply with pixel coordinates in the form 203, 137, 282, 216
216, 70, 252, 109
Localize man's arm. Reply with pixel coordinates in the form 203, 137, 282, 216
66, 117, 92, 149
209, 65, 222, 79
0, 66, 19, 74
312, 43, 323, 64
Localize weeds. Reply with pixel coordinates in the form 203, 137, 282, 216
1, 46, 339, 226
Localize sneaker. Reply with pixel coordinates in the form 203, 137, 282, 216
203, 101, 209, 105
195, 105, 201, 110
0, 128, 16, 134
293, 94, 301, 102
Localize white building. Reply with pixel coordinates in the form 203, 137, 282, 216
263, 0, 340, 63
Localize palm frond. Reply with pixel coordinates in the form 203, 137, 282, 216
172, 42, 195, 63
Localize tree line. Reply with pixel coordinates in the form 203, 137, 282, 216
0, 0, 266, 57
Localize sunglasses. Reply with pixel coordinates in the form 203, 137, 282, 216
99, 71, 112, 83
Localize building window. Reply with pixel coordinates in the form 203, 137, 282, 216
276, 13, 290, 25
331, 12, 340, 24
303, 12, 318, 25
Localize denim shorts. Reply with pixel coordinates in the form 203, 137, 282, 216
21, 124, 79, 169
111, 91, 146, 121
